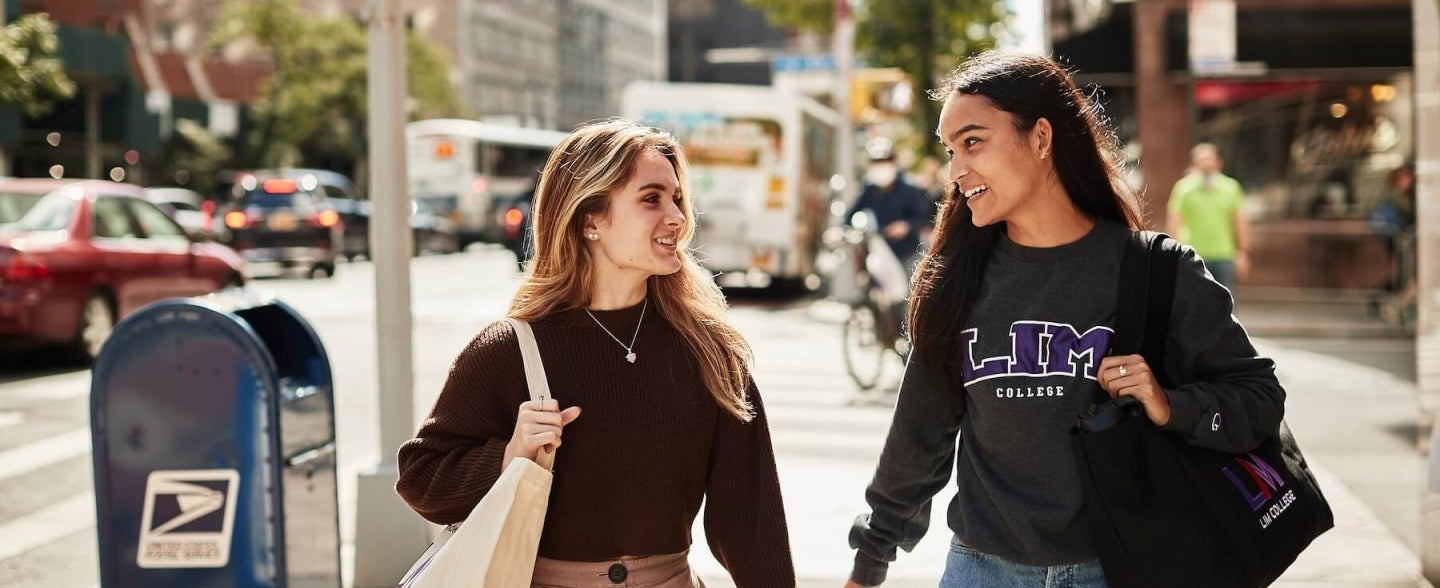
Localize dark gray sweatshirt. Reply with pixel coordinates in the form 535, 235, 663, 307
849, 220, 1286, 585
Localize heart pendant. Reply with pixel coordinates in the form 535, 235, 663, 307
625, 352, 637, 364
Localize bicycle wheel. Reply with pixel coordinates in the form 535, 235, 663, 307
843, 302, 887, 390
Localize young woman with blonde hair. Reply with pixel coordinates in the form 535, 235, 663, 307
397, 119, 795, 587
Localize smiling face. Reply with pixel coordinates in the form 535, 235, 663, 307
936, 93, 1055, 228
583, 148, 687, 279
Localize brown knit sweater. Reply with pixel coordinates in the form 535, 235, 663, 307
396, 299, 796, 587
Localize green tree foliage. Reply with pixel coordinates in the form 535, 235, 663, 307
157, 119, 232, 195
743, 0, 1007, 157
742, 0, 836, 34
212, 0, 465, 168
0, 13, 76, 117
861, 1, 1004, 157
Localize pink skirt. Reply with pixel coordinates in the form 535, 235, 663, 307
531, 550, 705, 588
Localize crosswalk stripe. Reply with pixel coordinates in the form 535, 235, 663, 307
14, 386, 90, 401
0, 371, 90, 401
0, 429, 91, 483
0, 491, 95, 561
0, 412, 22, 431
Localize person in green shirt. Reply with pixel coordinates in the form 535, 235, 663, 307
1167, 143, 1250, 290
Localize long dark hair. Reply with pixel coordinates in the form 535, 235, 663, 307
908, 51, 1143, 381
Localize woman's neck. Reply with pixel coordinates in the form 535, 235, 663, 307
1005, 184, 1095, 247
588, 270, 649, 310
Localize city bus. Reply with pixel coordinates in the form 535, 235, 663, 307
622, 82, 844, 289
406, 118, 568, 249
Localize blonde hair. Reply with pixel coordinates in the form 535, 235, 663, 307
508, 119, 754, 421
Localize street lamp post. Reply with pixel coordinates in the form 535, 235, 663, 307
353, 0, 428, 585
833, 0, 857, 203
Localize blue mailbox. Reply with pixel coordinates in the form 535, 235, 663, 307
90, 290, 340, 587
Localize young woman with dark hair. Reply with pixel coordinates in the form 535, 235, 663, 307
845, 52, 1285, 588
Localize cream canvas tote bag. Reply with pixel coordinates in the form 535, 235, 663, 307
398, 318, 555, 588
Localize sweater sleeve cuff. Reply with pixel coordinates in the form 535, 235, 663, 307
851, 551, 889, 587
1161, 386, 1201, 436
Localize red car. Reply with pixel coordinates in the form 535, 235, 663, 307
0, 179, 246, 360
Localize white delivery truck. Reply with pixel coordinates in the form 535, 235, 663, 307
406, 118, 567, 249
622, 82, 845, 289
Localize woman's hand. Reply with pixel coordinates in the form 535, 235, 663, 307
502, 398, 582, 470
1098, 355, 1171, 426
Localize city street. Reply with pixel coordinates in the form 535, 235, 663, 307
0, 246, 1428, 587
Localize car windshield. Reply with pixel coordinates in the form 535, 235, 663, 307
12, 193, 77, 232
0, 192, 46, 224
241, 189, 318, 211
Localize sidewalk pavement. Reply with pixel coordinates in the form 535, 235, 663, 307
1240, 288, 1429, 587
1234, 287, 1412, 340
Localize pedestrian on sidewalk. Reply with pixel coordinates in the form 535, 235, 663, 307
397, 119, 795, 587
845, 51, 1286, 588
1166, 143, 1251, 291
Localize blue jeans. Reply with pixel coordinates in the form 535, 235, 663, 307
940, 537, 1108, 588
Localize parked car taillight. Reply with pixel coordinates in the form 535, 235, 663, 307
312, 210, 341, 228
504, 208, 523, 239
224, 211, 250, 230
201, 200, 216, 232
2, 251, 50, 283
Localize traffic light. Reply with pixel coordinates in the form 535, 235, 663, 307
849, 68, 913, 123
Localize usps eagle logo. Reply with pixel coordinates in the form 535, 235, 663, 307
136, 469, 240, 568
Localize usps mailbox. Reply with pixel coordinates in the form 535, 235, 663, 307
90, 291, 340, 587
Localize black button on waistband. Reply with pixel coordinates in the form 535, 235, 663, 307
607, 563, 628, 584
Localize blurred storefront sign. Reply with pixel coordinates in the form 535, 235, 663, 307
1188, 0, 1237, 74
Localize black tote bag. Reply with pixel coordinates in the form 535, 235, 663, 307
1070, 231, 1333, 588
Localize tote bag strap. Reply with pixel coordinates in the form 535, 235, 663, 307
1112, 231, 1180, 387
504, 317, 556, 471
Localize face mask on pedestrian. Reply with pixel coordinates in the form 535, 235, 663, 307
866, 164, 897, 188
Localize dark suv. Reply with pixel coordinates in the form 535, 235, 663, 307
221, 178, 342, 278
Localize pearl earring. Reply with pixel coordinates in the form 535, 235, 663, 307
586, 233, 599, 241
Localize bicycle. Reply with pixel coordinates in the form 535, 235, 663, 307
825, 212, 912, 391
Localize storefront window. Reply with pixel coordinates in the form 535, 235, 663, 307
1193, 74, 1413, 222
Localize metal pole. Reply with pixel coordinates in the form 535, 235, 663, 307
353, 0, 427, 585
1415, 0, 1440, 581
833, 0, 857, 203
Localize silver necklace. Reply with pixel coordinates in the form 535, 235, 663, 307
585, 299, 647, 364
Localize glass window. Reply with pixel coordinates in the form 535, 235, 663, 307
126, 199, 190, 242
13, 194, 76, 232
93, 197, 140, 239
240, 189, 319, 213
321, 185, 353, 201
0, 192, 46, 224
